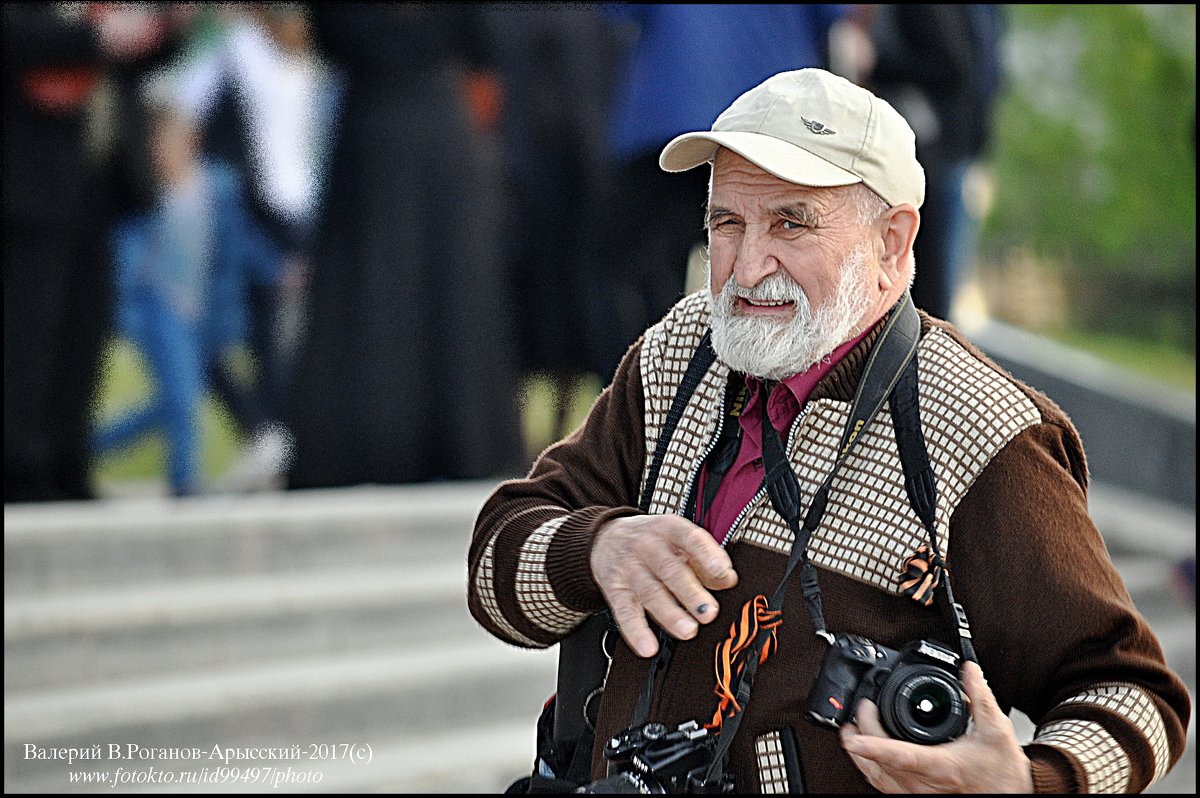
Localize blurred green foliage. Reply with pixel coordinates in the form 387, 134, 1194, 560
981, 4, 1195, 352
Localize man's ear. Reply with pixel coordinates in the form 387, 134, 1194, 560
878, 204, 920, 289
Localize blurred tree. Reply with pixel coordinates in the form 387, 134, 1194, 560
981, 4, 1195, 352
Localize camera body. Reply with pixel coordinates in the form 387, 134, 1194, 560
576, 719, 732, 794
806, 634, 968, 745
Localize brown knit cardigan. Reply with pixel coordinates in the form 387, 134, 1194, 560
468, 291, 1190, 793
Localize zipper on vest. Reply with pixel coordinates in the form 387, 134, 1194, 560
677, 404, 726, 521
721, 404, 813, 548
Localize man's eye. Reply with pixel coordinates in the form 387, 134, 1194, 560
781, 218, 808, 230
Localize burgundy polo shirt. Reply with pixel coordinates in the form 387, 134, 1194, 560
696, 325, 874, 544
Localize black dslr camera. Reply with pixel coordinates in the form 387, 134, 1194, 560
576, 720, 733, 794
806, 634, 969, 745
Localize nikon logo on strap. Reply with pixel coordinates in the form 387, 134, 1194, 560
840, 420, 865, 457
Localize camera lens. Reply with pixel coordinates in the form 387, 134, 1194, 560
909, 681, 952, 725
877, 664, 968, 745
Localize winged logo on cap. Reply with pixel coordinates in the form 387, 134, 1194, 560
802, 117, 836, 135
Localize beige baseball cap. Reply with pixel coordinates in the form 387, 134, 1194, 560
660, 68, 924, 209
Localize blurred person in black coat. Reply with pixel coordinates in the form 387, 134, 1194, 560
2, 2, 189, 502
480, 4, 626, 450
858, 3, 1005, 321
286, 3, 524, 488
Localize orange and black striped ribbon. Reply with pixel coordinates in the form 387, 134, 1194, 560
899, 544, 946, 607
706, 594, 782, 732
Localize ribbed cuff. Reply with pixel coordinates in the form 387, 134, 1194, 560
546, 505, 643, 611
1025, 743, 1083, 793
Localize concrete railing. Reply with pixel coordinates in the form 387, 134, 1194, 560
963, 317, 1196, 507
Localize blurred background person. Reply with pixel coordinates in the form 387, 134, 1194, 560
591, 3, 852, 380
846, 3, 1005, 321
172, 2, 341, 489
285, 3, 525, 489
3, 2, 190, 503
92, 88, 284, 497
479, 4, 625, 453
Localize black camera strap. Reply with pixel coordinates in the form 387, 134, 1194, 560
700, 295, 921, 781
763, 294, 921, 635
889, 352, 978, 663
685, 376, 748, 530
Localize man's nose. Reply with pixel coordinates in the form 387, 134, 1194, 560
734, 228, 780, 288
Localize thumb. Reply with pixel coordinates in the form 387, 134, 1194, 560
961, 660, 1004, 731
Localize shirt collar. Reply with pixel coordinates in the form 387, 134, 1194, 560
743, 320, 880, 409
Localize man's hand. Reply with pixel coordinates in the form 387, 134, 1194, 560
839, 661, 1034, 793
591, 515, 738, 658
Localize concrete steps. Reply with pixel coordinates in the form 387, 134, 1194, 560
4, 482, 558, 794
6, 641, 555, 793
4, 483, 485, 594
4, 562, 469, 689
4, 480, 1194, 793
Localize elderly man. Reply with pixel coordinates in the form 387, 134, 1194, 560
469, 69, 1189, 793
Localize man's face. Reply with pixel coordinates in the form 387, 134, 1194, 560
705, 149, 886, 380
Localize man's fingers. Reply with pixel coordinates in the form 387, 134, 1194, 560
603, 557, 700, 653
608, 592, 658, 658
843, 702, 942, 775
637, 519, 734, 625
853, 699, 890, 739
592, 515, 739, 657
668, 520, 738, 589
637, 578, 699, 641
640, 550, 716, 626
695, 552, 738, 591
841, 727, 929, 775
844, 749, 905, 793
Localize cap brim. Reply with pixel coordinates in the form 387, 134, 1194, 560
659, 131, 862, 189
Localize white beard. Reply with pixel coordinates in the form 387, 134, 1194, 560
708, 242, 874, 380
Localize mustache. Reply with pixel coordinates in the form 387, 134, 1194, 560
721, 272, 808, 305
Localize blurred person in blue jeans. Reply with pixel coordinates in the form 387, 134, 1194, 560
173, 2, 340, 489
181, 3, 342, 442
93, 92, 283, 496
285, 3, 525, 488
